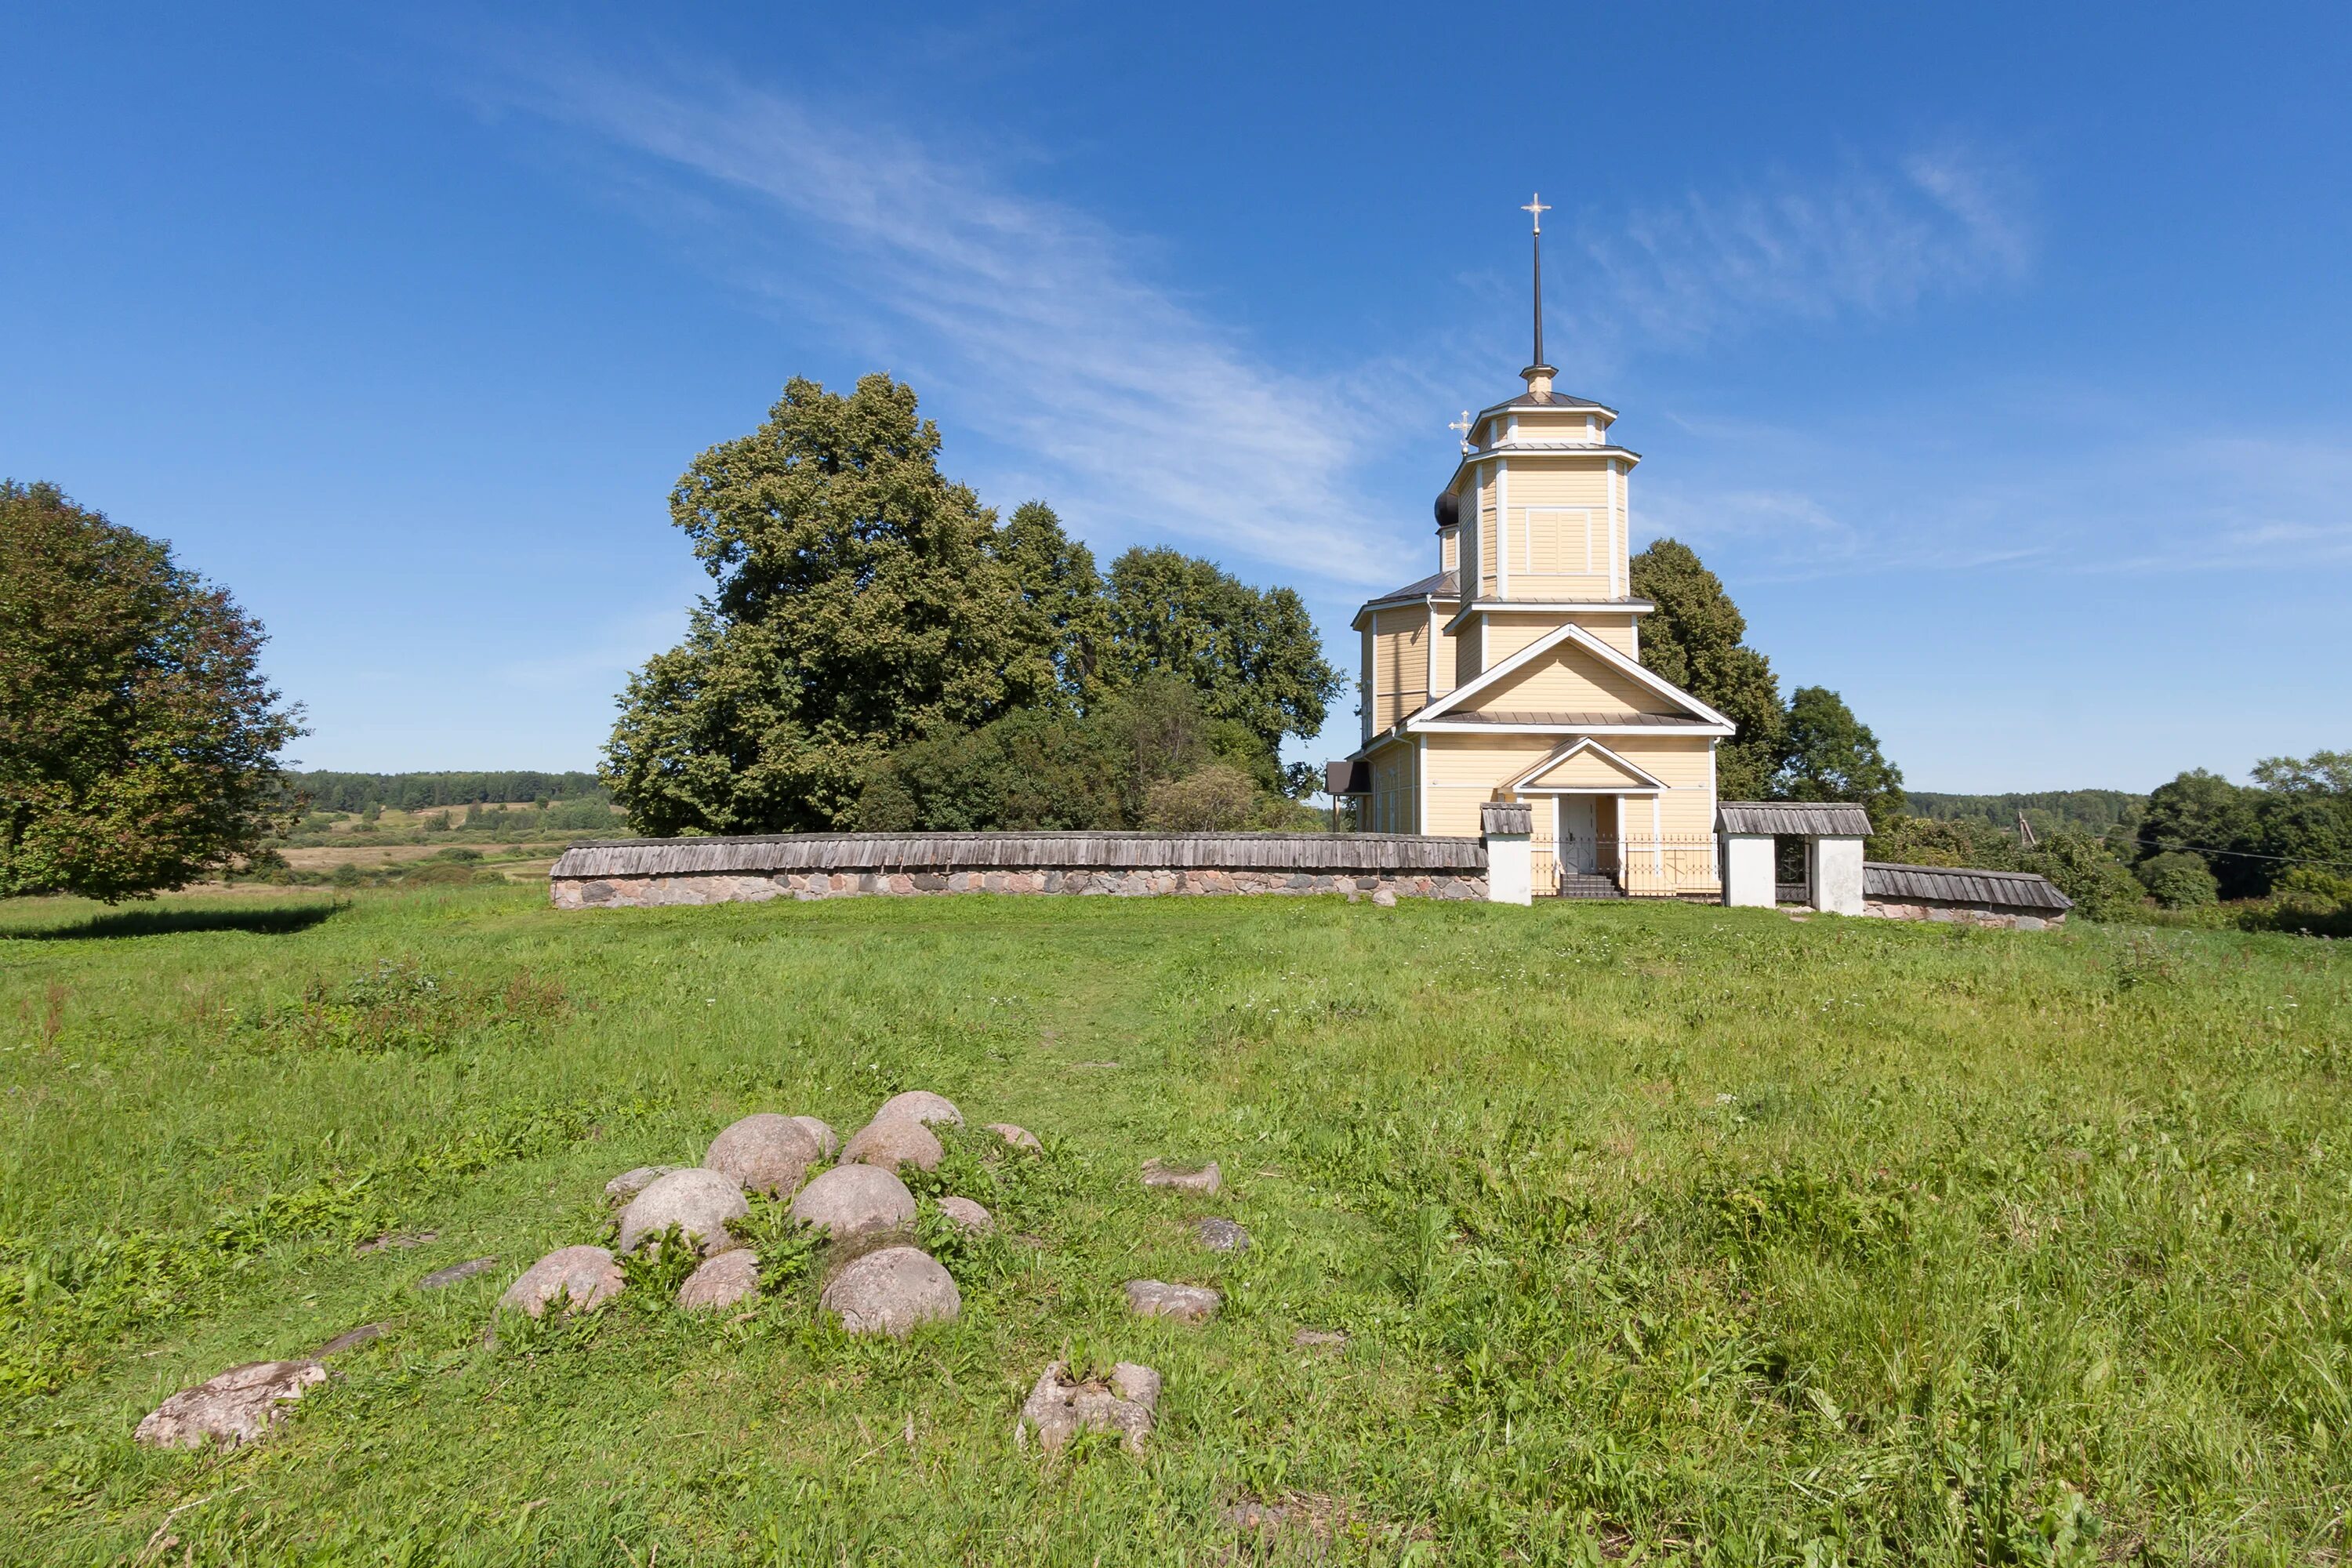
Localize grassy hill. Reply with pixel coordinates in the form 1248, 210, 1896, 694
2, 887, 2344, 1562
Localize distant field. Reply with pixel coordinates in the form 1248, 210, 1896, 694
1, 887, 2346, 1563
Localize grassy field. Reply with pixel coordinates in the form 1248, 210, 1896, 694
1, 887, 2347, 1564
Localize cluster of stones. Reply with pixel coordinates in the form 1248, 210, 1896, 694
135, 1126, 1326, 1463
499, 1091, 1022, 1337
557, 869, 1486, 909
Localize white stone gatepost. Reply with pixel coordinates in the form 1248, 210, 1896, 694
1482, 802, 1534, 906
1809, 834, 1866, 916
1721, 833, 1776, 908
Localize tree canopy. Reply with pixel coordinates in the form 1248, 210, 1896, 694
1628, 539, 1786, 797
605, 376, 1341, 835
2135, 752, 2351, 901
1, 481, 303, 900
1773, 685, 1907, 831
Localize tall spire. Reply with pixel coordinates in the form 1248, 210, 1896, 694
1520, 194, 1555, 396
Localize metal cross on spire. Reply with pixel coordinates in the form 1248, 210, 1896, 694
1449, 408, 1472, 452
1521, 194, 1554, 375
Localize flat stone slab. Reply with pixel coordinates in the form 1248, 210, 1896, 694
792, 1163, 917, 1238
1017, 1360, 1160, 1454
416, 1256, 499, 1290
314, 1323, 387, 1357
677, 1249, 760, 1312
983, 1122, 1041, 1152
937, 1196, 993, 1232
1293, 1328, 1348, 1348
618, 1167, 749, 1257
499, 1245, 624, 1318
1142, 1159, 1221, 1195
1194, 1218, 1249, 1252
135, 1359, 326, 1449
604, 1165, 681, 1203
356, 1230, 436, 1254
706, 1113, 822, 1197
876, 1091, 964, 1127
841, 1116, 943, 1174
818, 1246, 960, 1338
1126, 1279, 1221, 1323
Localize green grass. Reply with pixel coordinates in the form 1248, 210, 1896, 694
1, 886, 2347, 1565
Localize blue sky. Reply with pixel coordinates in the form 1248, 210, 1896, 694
5, 4, 2348, 793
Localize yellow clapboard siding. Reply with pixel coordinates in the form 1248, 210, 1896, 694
1462, 641, 1678, 715
1525, 746, 1656, 790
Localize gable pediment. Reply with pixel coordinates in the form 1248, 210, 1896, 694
1408, 619, 1733, 735
1507, 739, 1666, 793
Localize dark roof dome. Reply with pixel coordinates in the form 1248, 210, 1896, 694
1434, 490, 1462, 531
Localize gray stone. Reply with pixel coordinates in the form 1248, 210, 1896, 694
1194, 1218, 1249, 1253
1016, 1360, 1160, 1454
314, 1323, 387, 1358
841, 1116, 944, 1174
705, 1113, 822, 1197
984, 1122, 1042, 1152
356, 1230, 436, 1254
416, 1256, 499, 1290
677, 1249, 760, 1312
818, 1246, 960, 1338
1371, 887, 1398, 908
135, 1359, 327, 1449
937, 1196, 993, 1232
618, 1167, 750, 1258
1142, 1158, 1221, 1195
499, 1245, 624, 1317
604, 1165, 681, 1203
875, 1091, 964, 1128
790, 1116, 840, 1160
1293, 1328, 1348, 1348
791, 1163, 918, 1238
1125, 1279, 1221, 1323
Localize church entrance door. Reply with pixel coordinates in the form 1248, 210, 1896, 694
1558, 797, 1599, 874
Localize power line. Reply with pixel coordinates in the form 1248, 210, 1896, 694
2125, 836, 2352, 873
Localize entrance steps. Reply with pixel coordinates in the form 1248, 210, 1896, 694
1555, 873, 1627, 900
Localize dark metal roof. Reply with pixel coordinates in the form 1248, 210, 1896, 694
553, 831, 1485, 878
1864, 862, 2074, 913
1475, 389, 1617, 421
1717, 802, 1875, 837
1365, 569, 1460, 606
1432, 710, 1713, 728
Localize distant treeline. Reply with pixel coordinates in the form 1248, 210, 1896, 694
289, 771, 606, 811
1905, 789, 2145, 836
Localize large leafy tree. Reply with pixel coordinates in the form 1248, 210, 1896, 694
1628, 539, 1786, 797
1, 481, 303, 900
604, 376, 1065, 835
989, 502, 1109, 706
1774, 685, 1907, 831
1102, 546, 1341, 780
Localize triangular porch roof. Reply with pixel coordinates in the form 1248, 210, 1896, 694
1504, 738, 1668, 794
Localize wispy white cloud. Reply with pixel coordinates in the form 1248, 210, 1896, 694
1567, 144, 2033, 357
472, 56, 1417, 589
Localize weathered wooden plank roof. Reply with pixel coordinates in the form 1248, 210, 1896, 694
1479, 802, 1534, 835
551, 831, 1487, 880
1863, 861, 2074, 912
1717, 802, 1875, 837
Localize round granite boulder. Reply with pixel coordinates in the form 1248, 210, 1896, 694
937, 1196, 993, 1232
499, 1245, 625, 1317
791, 1163, 917, 1239
604, 1165, 681, 1204
876, 1091, 964, 1128
983, 1122, 1042, 1152
677, 1249, 760, 1312
819, 1246, 960, 1338
705, 1114, 822, 1196
841, 1116, 944, 1174
618, 1168, 749, 1258
790, 1115, 841, 1160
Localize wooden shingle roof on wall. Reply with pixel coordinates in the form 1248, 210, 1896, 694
1864, 862, 2074, 913
551, 831, 1486, 880
1716, 802, 1875, 837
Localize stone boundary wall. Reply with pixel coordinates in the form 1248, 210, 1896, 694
1863, 896, 2066, 932
550, 832, 1488, 910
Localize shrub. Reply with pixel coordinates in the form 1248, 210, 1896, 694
1141, 763, 1261, 832
2137, 850, 2220, 908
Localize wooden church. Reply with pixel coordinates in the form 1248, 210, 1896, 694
1329, 198, 1728, 898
